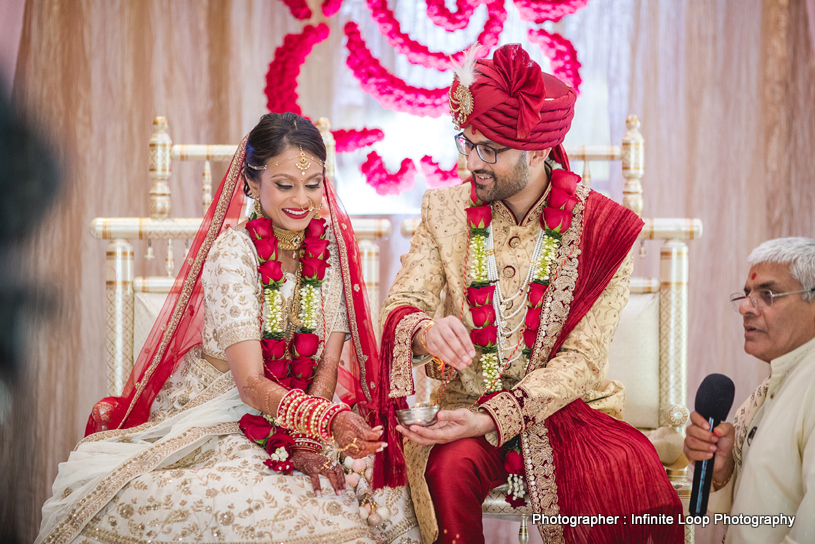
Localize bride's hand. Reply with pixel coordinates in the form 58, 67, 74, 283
332, 411, 387, 459
290, 450, 346, 497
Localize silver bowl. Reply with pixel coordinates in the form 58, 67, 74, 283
396, 405, 440, 427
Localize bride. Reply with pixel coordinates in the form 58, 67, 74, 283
36, 113, 419, 544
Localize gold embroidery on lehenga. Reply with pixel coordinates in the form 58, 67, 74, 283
43, 422, 239, 544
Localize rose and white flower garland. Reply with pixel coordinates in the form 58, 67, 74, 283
238, 212, 331, 472
466, 169, 582, 506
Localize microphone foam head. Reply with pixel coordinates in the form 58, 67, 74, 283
694, 373, 735, 422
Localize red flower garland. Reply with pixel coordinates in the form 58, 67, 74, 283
265, 24, 330, 115
420, 156, 462, 189
344, 22, 449, 117
245, 215, 330, 390
527, 29, 583, 92
364, 0, 505, 71
333, 127, 385, 153
426, 0, 481, 31
512, 0, 588, 24
238, 414, 295, 472
360, 151, 418, 195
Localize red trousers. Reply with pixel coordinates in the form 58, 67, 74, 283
425, 436, 507, 544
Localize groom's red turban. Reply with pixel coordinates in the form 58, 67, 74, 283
449, 44, 576, 168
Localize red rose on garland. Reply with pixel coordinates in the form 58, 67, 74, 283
301, 256, 329, 281
291, 356, 318, 380
549, 187, 579, 212
550, 170, 580, 194
264, 358, 289, 381
528, 283, 547, 307
261, 338, 287, 360
303, 238, 330, 260
524, 307, 542, 331
542, 207, 572, 234
239, 414, 273, 444
504, 449, 524, 474
471, 325, 498, 347
255, 237, 279, 262
291, 333, 320, 358
467, 285, 496, 306
265, 430, 295, 454
466, 206, 493, 229
305, 218, 327, 239
247, 217, 274, 240
259, 259, 284, 286
280, 376, 310, 391
470, 305, 497, 328
523, 328, 538, 350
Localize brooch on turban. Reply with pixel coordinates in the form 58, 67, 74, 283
449, 79, 474, 130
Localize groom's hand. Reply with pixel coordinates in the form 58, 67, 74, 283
413, 316, 476, 370
396, 409, 495, 445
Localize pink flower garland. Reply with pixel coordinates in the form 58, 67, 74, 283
265, 24, 330, 115
344, 22, 449, 117
360, 151, 417, 196
527, 29, 583, 91
278, 0, 312, 20
426, 0, 481, 31
420, 156, 462, 189
322, 0, 342, 17
333, 128, 385, 153
364, 0, 506, 71
512, 0, 588, 24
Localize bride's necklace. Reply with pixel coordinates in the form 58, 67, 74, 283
273, 224, 305, 258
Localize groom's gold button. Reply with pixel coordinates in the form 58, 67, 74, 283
503, 266, 516, 278
509, 236, 520, 248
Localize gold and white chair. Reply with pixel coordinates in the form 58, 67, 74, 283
91, 116, 390, 397
402, 116, 701, 544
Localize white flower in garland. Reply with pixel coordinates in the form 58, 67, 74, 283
469, 232, 490, 284
269, 447, 289, 462
507, 473, 527, 501
298, 283, 320, 332
534, 236, 560, 284
481, 352, 502, 392
263, 289, 285, 337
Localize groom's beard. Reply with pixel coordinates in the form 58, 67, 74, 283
472, 152, 529, 203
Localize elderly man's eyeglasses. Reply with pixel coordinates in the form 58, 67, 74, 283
729, 288, 815, 312
454, 133, 511, 164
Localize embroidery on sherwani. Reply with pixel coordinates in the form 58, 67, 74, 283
41, 422, 239, 544
518, 184, 586, 544
120, 138, 247, 427
390, 312, 432, 398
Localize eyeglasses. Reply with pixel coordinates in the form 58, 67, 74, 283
454, 133, 511, 164
729, 288, 815, 312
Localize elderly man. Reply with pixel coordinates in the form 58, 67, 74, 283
684, 237, 815, 543
372, 44, 682, 544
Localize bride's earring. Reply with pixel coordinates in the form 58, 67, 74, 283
253, 196, 264, 218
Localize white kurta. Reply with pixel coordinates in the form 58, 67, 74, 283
709, 336, 815, 544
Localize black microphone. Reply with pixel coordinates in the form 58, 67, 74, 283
689, 373, 735, 516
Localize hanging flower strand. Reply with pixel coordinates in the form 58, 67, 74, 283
265, 23, 330, 116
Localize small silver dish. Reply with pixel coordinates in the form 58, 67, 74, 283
396, 405, 440, 427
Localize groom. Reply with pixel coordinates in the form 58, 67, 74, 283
374, 44, 682, 544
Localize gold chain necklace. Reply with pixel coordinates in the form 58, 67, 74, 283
273, 224, 305, 258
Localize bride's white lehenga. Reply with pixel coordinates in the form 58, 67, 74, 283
36, 131, 420, 544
